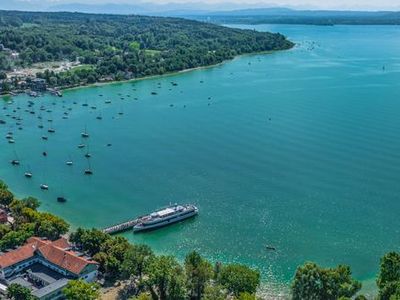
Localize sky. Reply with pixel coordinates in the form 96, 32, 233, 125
1, 0, 400, 11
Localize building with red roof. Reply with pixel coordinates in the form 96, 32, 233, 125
0, 237, 98, 299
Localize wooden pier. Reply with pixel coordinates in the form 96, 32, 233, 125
102, 218, 142, 235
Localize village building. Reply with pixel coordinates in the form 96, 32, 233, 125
30, 78, 47, 92
0, 237, 98, 299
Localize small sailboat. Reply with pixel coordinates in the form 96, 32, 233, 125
25, 165, 33, 178
96, 113, 102, 120
84, 169, 93, 175
42, 136, 48, 140
11, 151, 20, 166
48, 128, 55, 133
66, 161, 73, 166
8, 139, 15, 144
40, 184, 49, 190
78, 144, 85, 149
11, 159, 20, 166
84, 158, 93, 175
81, 125, 89, 138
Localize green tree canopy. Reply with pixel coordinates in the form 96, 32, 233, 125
70, 228, 110, 256
144, 255, 186, 300
0, 187, 14, 207
184, 251, 213, 300
62, 280, 100, 300
218, 264, 260, 296
291, 262, 361, 300
6, 283, 34, 300
121, 243, 154, 279
377, 252, 400, 300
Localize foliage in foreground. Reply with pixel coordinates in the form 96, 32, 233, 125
70, 225, 261, 299
291, 262, 361, 300
0, 181, 69, 251
62, 280, 100, 300
6, 283, 34, 300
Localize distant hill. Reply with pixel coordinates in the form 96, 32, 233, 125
185, 9, 400, 25
1, 1, 399, 25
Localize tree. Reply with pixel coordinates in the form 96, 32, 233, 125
184, 251, 213, 300
92, 236, 132, 280
21, 197, 40, 210
378, 252, 400, 289
35, 212, 69, 240
144, 255, 186, 300
236, 292, 256, 300
218, 264, 260, 296
133, 293, 152, 300
70, 228, 110, 256
0, 188, 14, 207
291, 262, 361, 300
377, 252, 400, 300
7, 283, 34, 300
122, 244, 154, 279
0, 224, 11, 239
0, 228, 34, 251
201, 284, 227, 300
62, 280, 100, 300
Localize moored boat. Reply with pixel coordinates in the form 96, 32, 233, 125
57, 196, 67, 203
133, 204, 198, 233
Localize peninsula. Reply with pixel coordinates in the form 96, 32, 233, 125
0, 10, 293, 95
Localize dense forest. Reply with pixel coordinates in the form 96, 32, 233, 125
0, 10, 293, 88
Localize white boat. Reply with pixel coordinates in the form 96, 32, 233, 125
133, 204, 198, 233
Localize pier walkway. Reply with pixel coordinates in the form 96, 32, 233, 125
102, 218, 142, 234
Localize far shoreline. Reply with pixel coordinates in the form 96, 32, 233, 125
58, 50, 280, 94
1, 49, 285, 99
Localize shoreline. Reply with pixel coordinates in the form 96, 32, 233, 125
62, 50, 279, 93
1, 49, 283, 98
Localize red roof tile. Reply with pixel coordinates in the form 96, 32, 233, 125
0, 238, 45, 268
38, 244, 97, 275
51, 237, 71, 250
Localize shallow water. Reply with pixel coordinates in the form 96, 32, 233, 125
1, 24, 400, 295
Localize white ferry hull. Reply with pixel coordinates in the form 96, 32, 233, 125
133, 210, 197, 233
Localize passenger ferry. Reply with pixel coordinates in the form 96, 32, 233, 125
133, 204, 198, 233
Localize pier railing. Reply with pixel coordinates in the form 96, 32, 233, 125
102, 215, 145, 234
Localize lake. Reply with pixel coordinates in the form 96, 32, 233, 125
1, 24, 400, 297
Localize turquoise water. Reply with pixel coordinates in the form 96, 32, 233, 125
1, 25, 400, 295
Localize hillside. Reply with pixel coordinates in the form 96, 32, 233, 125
0, 10, 293, 89
187, 9, 400, 25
